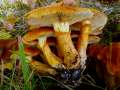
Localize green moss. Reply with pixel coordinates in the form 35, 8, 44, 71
0, 30, 12, 39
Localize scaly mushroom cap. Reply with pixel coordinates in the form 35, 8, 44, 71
71, 8, 107, 35
25, 5, 93, 26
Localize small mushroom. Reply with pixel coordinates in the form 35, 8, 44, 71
70, 8, 107, 69
24, 46, 57, 75
23, 27, 65, 69
76, 20, 92, 69
25, 5, 93, 69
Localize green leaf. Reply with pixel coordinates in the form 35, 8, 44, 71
18, 37, 31, 90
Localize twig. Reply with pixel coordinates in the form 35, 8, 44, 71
38, 74, 46, 90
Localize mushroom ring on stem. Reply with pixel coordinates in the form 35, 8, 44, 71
24, 5, 93, 69
23, 27, 65, 69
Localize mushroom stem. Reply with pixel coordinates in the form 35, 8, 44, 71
24, 47, 57, 75
77, 20, 91, 69
26, 56, 57, 75
30, 60, 57, 75
37, 36, 65, 69
71, 31, 101, 44
53, 22, 80, 69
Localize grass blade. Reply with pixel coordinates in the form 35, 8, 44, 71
18, 36, 31, 90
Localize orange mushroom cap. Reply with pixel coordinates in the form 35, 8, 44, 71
22, 27, 54, 43
25, 5, 93, 27
24, 46, 40, 56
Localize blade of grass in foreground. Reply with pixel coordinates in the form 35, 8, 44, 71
18, 36, 31, 90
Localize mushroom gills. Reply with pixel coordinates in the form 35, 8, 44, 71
71, 30, 101, 44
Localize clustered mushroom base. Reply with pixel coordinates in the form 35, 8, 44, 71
22, 3, 107, 85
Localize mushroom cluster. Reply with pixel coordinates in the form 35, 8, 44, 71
22, 3, 107, 76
